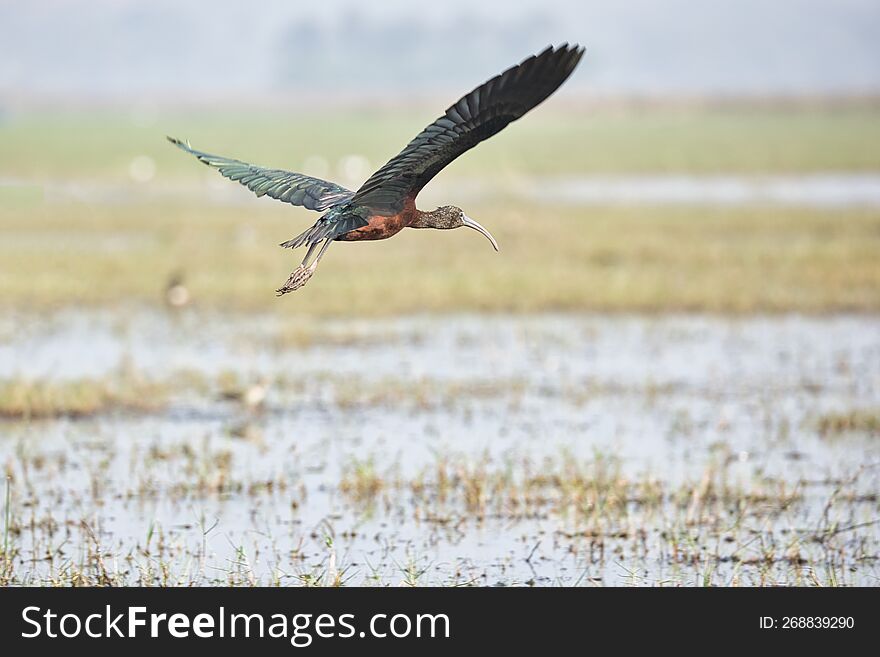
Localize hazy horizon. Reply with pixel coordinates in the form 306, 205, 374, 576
2, 0, 879, 107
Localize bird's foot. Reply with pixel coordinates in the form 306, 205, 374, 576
275, 263, 316, 296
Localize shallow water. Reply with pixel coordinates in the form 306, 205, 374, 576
516, 174, 880, 207
1, 311, 878, 585
7, 172, 880, 208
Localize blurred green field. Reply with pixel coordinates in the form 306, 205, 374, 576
1, 105, 879, 315
3, 105, 880, 179
1, 197, 878, 315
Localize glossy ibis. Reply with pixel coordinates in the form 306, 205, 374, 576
168, 44, 584, 295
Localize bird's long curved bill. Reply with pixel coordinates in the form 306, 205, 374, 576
462, 215, 499, 251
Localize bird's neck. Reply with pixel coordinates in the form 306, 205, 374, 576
409, 207, 455, 229
408, 209, 434, 229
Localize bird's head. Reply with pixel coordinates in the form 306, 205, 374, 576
416, 205, 499, 251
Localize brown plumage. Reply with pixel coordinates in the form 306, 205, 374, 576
168, 44, 584, 295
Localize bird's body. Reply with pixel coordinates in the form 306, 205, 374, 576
323, 202, 452, 242
169, 44, 584, 294
306, 203, 411, 243
335, 208, 410, 242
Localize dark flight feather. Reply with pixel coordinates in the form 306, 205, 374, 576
166, 137, 354, 211
350, 44, 584, 212
279, 205, 368, 249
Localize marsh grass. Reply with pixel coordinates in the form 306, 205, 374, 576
355, 453, 806, 529
1, 478, 11, 581
334, 452, 874, 586
3, 447, 865, 586
816, 409, 880, 437
0, 369, 532, 421
0, 377, 169, 419
273, 323, 425, 349
1, 200, 878, 314
0, 403, 871, 584
339, 458, 385, 504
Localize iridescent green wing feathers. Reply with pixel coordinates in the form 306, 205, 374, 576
167, 137, 354, 211
351, 44, 584, 212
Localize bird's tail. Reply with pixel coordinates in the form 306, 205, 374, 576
280, 212, 365, 249
279, 227, 315, 250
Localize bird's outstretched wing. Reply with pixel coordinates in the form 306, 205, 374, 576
167, 137, 354, 212
350, 44, 584, 212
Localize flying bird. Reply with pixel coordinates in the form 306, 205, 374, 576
168, 44, 584, 295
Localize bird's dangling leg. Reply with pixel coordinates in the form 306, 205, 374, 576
276, 238, 333, 296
